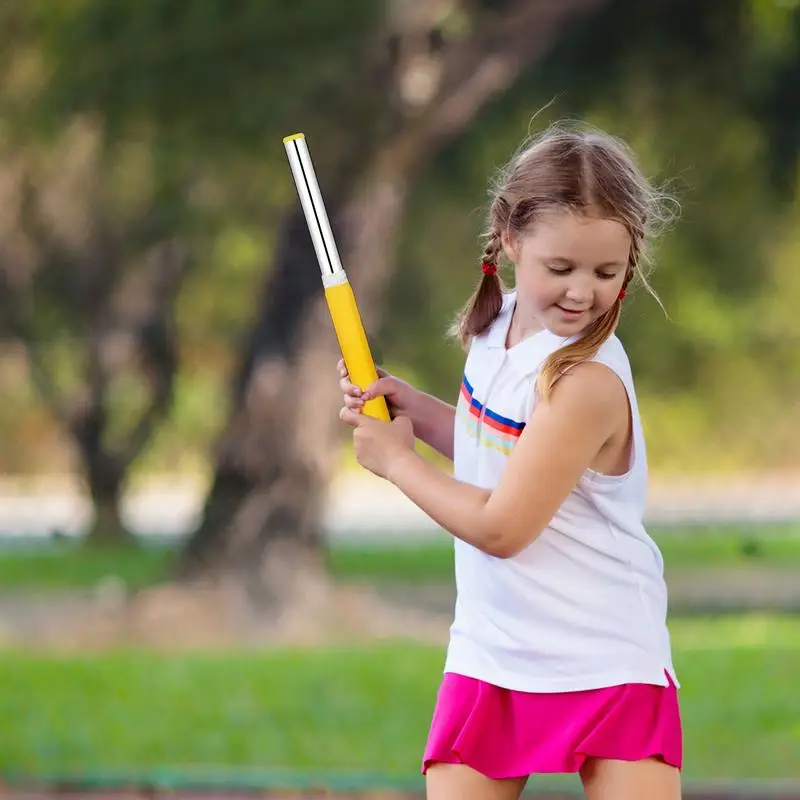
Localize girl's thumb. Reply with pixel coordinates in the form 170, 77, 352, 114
364, 375, 393, 399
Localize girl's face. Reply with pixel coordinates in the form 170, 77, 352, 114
504, 209, 631, 338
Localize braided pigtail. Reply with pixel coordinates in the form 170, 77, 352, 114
450, 229, 506, 348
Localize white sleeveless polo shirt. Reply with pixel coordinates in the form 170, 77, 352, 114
444, 291, 678, 693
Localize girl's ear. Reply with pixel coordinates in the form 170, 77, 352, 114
501, 229, 519, 264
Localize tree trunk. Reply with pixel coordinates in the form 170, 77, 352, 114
174, 194, 343, 581
81, 443, 136, 547
87, 487, 134, 546
176, 166, 409, 604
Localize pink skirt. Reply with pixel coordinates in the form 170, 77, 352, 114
422, 671, 682, 779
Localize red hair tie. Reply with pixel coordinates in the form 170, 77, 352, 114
618, 288, 627, 301
482, 261, 497, 276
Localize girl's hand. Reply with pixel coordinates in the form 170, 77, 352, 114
336, 359, 420, 425
339, 406, 416, 480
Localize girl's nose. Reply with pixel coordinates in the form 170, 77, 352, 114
565, 281, 593, 304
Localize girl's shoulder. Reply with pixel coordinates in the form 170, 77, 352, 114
589, 333, 633, 381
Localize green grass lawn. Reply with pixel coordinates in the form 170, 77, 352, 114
0, 614, 797, 782
0, 523, 797, 591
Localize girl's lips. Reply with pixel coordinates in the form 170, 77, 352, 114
556, 305, 586, 316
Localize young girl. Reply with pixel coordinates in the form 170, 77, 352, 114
338, 122, 682, 800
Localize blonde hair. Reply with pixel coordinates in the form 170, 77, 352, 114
452, 121, 677, 400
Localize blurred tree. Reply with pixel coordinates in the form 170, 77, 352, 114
13, 0, 800, 588
0, 119, 192, 544
171, 0, 611, 606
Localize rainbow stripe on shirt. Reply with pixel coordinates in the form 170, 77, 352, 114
458, 375, 526, 456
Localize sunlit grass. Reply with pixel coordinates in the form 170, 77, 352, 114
0, 614, 797, 781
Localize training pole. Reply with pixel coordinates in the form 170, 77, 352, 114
283, 133, 390, 422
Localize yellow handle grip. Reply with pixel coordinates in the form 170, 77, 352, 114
325, 280, 391, 422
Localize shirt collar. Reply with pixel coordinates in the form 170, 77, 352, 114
492, 290, 576, 376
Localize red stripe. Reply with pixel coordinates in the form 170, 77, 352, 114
481, 414, 523, 438
463, 399, 523, 439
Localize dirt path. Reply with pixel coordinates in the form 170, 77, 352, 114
0, 560, 798, 652
375, 566, 800, 617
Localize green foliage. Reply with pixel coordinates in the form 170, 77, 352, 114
33, 0, 381, 147
0, 0, 393, 475
3, 0, 800, 474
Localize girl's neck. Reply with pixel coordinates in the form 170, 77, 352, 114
505, 303, 545, 349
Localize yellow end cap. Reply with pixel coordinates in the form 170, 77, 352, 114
282, 133, 305, 143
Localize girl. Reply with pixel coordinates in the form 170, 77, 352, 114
338, 122, 682, 800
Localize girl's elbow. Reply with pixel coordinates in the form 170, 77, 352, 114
478, 501, 544, 558
484, 540, 520, 559
482, 532, 525, 559
482, 526, 542, 559
473, 513, 512, 557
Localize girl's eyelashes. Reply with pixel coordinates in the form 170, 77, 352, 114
546, 266, 619, 280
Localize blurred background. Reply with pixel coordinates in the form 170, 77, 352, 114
0, 0, 799, 798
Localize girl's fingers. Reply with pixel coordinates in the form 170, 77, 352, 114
339, 377, 361, 396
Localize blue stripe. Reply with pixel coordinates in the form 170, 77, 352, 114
461, 375, 525, 431
483, 405, 526, 431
